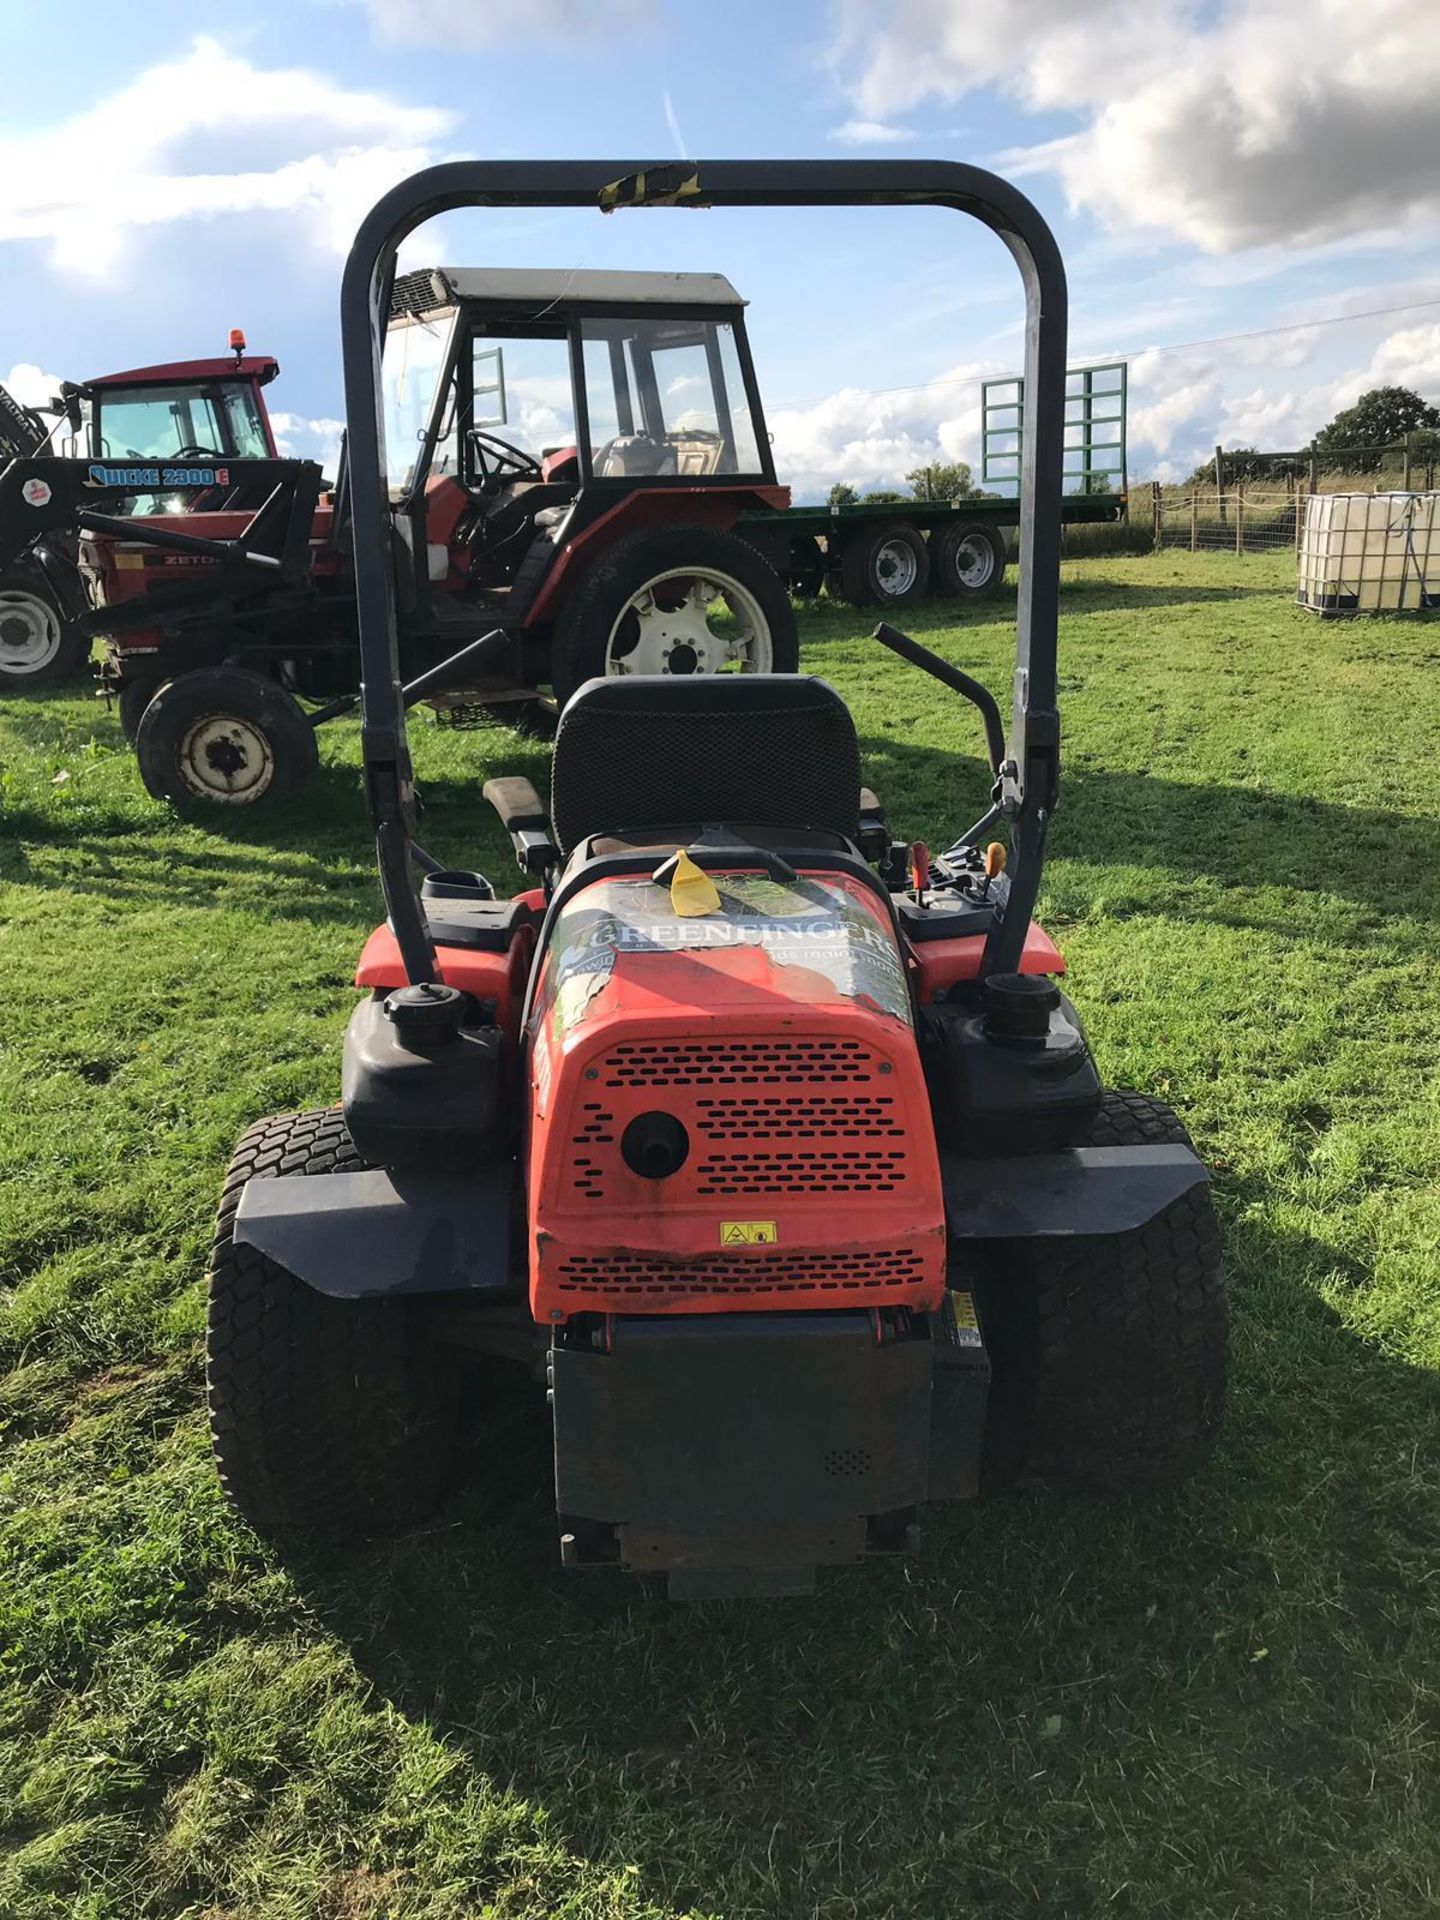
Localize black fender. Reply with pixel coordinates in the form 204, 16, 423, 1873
941, 1144, 1209, 1241
232, 1160, 515, 1299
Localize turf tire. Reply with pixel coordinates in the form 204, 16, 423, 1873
550, 523, 798, 707
207, 1107, 462, 1541
975, 1090, 1227, 1493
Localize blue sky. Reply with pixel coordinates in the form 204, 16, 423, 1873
2, 0, 1437, 494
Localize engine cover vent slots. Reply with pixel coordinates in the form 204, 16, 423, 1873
554, 1247, 928, 1298
694, 1148, 909, 1195
570, 1104, 615, 1199
694, 1093, 903, 1139
600, 1038, 879, 1088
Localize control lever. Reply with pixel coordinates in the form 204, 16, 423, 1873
872, 622, 1005, 776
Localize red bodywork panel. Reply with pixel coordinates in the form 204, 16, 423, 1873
525, 868, 945, 1324
354, 891, 543, 1045
910, 920, 1065, 1001
87, 356, 280, 389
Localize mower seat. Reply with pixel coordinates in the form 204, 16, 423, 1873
550, 674, 863, 858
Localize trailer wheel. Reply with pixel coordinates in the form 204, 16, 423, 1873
551, 523, 798, 706
135, 667, 319, 807
932, 522, 1007, 598
788, 534, 827, 600
207, 1107, 461, 1541
0, 572, 89, 689
839, 522, 930, 607
975, 1090, 1227, 1494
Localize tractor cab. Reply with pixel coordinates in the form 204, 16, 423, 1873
383, 269, 781, 636
78, 347, 282, 514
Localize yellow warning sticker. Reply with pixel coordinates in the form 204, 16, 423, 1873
949, 1290, 979, 1331
720, 1220, 778, 1247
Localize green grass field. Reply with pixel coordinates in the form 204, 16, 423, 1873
1, 551, 1437, 1920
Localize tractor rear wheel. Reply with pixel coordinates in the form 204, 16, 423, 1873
135, 666, 318, 807
0, 570, 89, 689
550, 523, 798, 707
206, 1107, 461, 1541
975, 1090, 1227, 1494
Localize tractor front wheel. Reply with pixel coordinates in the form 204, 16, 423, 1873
134, 666, 319, 807
975, 1090, 1228, 1494
207, 1108, 461, 1541
550, 523, 798, 707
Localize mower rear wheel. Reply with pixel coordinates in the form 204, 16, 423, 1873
975, 1090, 1227, 1494
207, 1107, 461, 1541
551, 523, 798, 706
135, 666, 318, 807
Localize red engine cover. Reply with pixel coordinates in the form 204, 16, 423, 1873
527, 868, 946, 1323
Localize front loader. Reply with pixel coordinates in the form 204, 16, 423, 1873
205, 159, 1226, 1597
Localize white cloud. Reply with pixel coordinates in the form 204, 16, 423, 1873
268, 411, 347, 475
3, 363, 66, 416
829, 0, 1440, 253
367, 0, 654, 46
829, 119, 915, 145
769, 362, 990, 499
0, 37, 455, 277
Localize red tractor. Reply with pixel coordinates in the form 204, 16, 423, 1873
202, 158, 1227, 1599
1, 279, 798, 805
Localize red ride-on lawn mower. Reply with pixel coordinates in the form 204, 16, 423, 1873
207, 161, 1226, 1598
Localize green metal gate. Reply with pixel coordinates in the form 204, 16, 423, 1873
982, 361, 1127, 498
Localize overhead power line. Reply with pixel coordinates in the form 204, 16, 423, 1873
768, 294, 1440, 413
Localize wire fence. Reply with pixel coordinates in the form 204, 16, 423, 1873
1146, 437, 1440, 557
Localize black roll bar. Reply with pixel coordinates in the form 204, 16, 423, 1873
339, 160, 1069, 985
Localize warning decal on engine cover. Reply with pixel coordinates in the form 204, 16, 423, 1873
720, 1220, 778, 1247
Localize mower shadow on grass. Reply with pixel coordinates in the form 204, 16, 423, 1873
857, 735, 1440, 933
285, 1216, 1439, 1920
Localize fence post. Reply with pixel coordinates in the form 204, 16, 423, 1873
1190, 489, 1198, 552
1235, 479, 1244, 556
1214, 444, 1225, 527
1152, 479, 1163, 551
1403, 432, 1413, 491
1295, 476, 1306, 559
1308, 442, 1318, 493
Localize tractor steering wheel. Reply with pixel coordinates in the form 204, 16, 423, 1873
170, 444, 226, 459
467, 429, 543, 488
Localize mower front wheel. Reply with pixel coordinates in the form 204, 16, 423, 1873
134, 666, 319, 807
976, 1090, 1228, 1494
207, 1108, 461, 1542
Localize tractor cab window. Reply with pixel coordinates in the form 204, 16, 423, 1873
460, 328, 574, 482
383, 314, 456, 496
579, 315, 763, 479
92, 380, 271, 514
95, 383, 266, 461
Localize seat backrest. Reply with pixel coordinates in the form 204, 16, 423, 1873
550, 674, 862, 857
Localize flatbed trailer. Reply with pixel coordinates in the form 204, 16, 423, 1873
740, 488, 1123, 604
